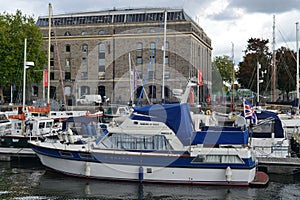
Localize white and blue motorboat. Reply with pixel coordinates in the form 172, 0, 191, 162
29, 103, 268, 186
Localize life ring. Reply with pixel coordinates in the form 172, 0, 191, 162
206, 110, 211, 115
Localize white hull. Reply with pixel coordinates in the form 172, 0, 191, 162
36, 153, 256, 185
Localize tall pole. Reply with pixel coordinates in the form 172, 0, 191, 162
231, 42, 235, 111
162, 10, 167, 102
22, 38, 27, 113
47, 3, 52, 105
296, 22, 299, 111
272, 15, 276, 102
257, 62, 260, 104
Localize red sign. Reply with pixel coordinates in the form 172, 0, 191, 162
43, 71, 48, 87
198, 69, 203, 86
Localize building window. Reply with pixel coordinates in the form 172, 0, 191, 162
82, 44, 88, 53
150, 42, 156, 50
137, 56, 142, 64
98, 30, 105, 35
81, 72, 88, 79
66, 44, 71, 52
164, 55, 169, 64
50, 59, 54, 66
148, 85, 156, 98
137, 42, 143, 50
164, 86, 169, 98
81, 31, 87, 35
50, 72, 54, 80
64, 86, 71, 96
65, 72, 71, 80
50, 45, 54, 52
80, 86, 90, 96
98, 85, 106, 98
98, 43, 105, 72
82, 57, 87, 66
65, 58, 70, 67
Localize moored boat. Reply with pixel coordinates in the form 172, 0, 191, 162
29, 103, 268, 186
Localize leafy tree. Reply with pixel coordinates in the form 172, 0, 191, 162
276, 47, 296, 100
237, 38, 271, 93
213, 55, 234, 83
0, 10, 47, 103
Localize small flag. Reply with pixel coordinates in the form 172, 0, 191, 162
243, 99, 257, 125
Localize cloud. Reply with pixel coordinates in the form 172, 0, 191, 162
228, 0, 300, 14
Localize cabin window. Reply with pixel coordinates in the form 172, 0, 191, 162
39, 122, 45, 129
79, 153, 94, 160
100, 133, 171, 151
192, 155, 244, 164
59, 151, 73, 157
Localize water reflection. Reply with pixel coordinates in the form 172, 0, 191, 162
1, 160, 300, 199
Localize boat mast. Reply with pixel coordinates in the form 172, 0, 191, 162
272, 15, 277, 102
296, 22, 299, 111
129, 52, 134, 104
231, 42, 235, 111
162, 10, 167, 103
47, 3, 52, 107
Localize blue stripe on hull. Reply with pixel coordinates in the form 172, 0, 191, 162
30, 143, 256, 169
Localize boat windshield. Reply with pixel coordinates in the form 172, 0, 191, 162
99, 133, 172, 151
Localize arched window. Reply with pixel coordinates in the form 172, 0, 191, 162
64, 31, 71, 36
81, 31, 87, 35
82, 44, 88, 53
98, 30, 105, 35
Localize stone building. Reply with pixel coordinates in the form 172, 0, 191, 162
36, 8, 212, 106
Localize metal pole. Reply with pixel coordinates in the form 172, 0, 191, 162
162, 10, 167, 102
257, 62, 260, 104
23, 38, 27, 113
296, 22, 299, 111
47, 3, 52, 105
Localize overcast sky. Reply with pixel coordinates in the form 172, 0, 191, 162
1, 0, 300, 64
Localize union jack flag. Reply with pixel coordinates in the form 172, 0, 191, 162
243, 100, 257, 125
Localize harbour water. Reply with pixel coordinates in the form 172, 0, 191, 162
1, 159, 300, 200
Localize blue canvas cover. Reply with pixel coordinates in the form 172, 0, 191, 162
133, 103, 249, 146
133, 103, 194, 146
254, 110, 284, 138
191, 126, 249, 145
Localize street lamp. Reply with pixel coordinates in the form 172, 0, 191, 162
22, 38, 35, 113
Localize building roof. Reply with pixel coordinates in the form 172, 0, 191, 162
36, 8, 193, 27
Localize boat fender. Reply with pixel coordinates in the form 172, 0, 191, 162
225, 166, 232, 183
206, 110, 211, 115
85, 162, 91, 177
138, 166, 144, 182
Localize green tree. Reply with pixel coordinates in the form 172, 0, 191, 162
276, 47, 296, 100
237, 38, 271, 93
213, 55, 234, 83
0, 10, 47, 103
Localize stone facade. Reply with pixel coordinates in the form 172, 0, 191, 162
36, 8, 212, 106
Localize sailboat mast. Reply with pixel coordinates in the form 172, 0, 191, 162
47, 3, 52, 105
162, 10, 167, 102
272, 15, 277, 102
296, 22, 299, 110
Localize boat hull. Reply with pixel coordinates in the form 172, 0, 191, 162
31, 142, 257, 186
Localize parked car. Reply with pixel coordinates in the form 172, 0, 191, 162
76, 95, 102, 105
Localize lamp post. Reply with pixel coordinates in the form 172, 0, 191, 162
22, 38, 35, 113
